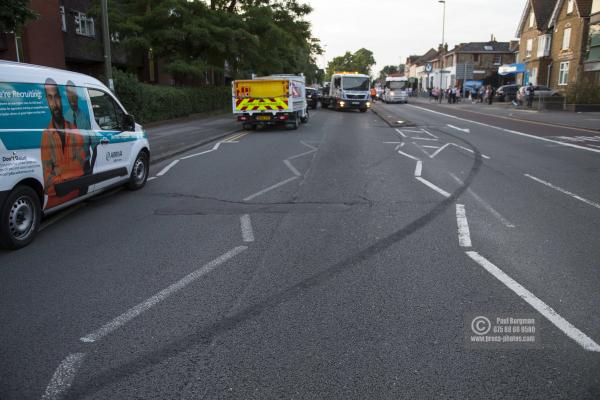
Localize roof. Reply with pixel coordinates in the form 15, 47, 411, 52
406, 55, 422, 65
516, 0, 558, 37
575, 0, 594, 16
549, 0, 594, 26
415, 48, 439, 65
0, 60, 106, 89
449, 41, 513, 53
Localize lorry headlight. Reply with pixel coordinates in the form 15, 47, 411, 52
390, 91, 395, 96
339, 101, 345, 107
366, 101, 371, 107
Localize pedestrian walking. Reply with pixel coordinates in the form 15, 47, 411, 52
526, 83, 534, 108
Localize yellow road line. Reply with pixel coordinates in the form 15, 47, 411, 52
225, 132, 249, 142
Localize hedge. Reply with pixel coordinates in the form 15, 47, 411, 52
112, 69, 230, 124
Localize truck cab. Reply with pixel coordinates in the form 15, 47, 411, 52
383, 76, 408, 104
322, 73, 371, 112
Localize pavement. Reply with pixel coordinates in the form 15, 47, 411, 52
410, 95, 600, 132
2, 103, 600, 399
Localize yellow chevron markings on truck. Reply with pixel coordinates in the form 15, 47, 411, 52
235, 97, 289, 111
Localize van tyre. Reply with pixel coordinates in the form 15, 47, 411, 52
127, 151, 149, 190
286, 117, 299, 130
0, 185, 41, 250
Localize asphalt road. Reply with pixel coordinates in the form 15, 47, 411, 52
1, 102, 600, 399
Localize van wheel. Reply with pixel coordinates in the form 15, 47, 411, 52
0, 185, 41, 250
127, 151, 149, 190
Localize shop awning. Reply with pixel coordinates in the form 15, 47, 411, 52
498, 63, 526, 76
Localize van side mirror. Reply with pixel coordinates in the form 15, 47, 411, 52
122, 114, 135, 132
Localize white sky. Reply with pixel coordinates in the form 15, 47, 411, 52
304, 0, 526, 75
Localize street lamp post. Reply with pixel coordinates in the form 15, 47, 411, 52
438, 0, 446, 102
101, 0, 114, 91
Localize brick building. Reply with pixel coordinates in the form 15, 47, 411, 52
583, 0, 600, 83
1, 0, 151, 83
516, 0, 555, 86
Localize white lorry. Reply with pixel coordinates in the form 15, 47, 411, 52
321, 72, 371, 112
382, 76, 409, 104
232, 74, 308, 130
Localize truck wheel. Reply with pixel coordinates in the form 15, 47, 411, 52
322, 102, 328, 109
360, 108, 368, 113
127, 151, 149, 190
301, 110, 309, 123
0, 185, 41, 250
286, 117, 299, 130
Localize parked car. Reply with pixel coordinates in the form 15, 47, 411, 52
0, 61, 150, 249
495, 84, 520, 102
516, 85, 559, 104
306, 87, 319, 109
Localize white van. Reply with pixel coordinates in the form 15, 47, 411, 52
0, 61, 150, 249
383, 76, 409, 104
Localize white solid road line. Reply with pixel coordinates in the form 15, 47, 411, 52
414, 160, 423, 177
415, 177, 451, 198
447, 124, 470, 133
180, 148, 215, 160
525, 174, 600, 210
395, 128, 407, 138
430, 143, 451, 158
411, 137, 438, 141
243, 176, 299, 202
156, 159, 180, 176
407, 104, 600, 155
41, 353, 86, 400
450, 143, 491, 159
466, 251, 600, 352
80, 246, 247, 343
449, 173, 515, 228
147, 177, 157, 181
283, 159, 301, 177
240, 214, 255, 243
455, 204, 472, 247
397, 150, 420, 162
420, 128, 439, 138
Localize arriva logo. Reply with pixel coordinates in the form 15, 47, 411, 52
106, 150, 123, 161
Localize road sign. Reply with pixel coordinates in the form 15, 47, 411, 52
456, 63, 474, 80
425, 63, 433, 73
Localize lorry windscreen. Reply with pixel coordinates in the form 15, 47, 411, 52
342, 77, 369, 91
388, 81, 407, 90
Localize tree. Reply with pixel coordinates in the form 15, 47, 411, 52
325, 48, 376, 80
95, 0, 321, 85
0, 0, 38, 33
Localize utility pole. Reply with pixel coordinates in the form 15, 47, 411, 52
101, 0, 114, 91
438, 0, 446, 103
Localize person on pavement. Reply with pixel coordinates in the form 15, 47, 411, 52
370, 87, 377, 101
526, 83, 535, 108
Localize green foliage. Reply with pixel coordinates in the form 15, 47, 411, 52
112, 69, 230, 124
325, 48, 376, 80
0, 0, 38, 33
94, 0, 321, 84
566, 80, 600, 105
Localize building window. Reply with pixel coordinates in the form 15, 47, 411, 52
558, 61, 569, 85
74, 12, 95, 37
526, 38, 533, 57
587, 23, 600, 61
59, 6, 66, 32
493, 55, 502, 65
567, 0, 574, 14
473, 54, 480, 63
529, 11, 535, 28
537, 34, 552, 57
562, 27, 571, 50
